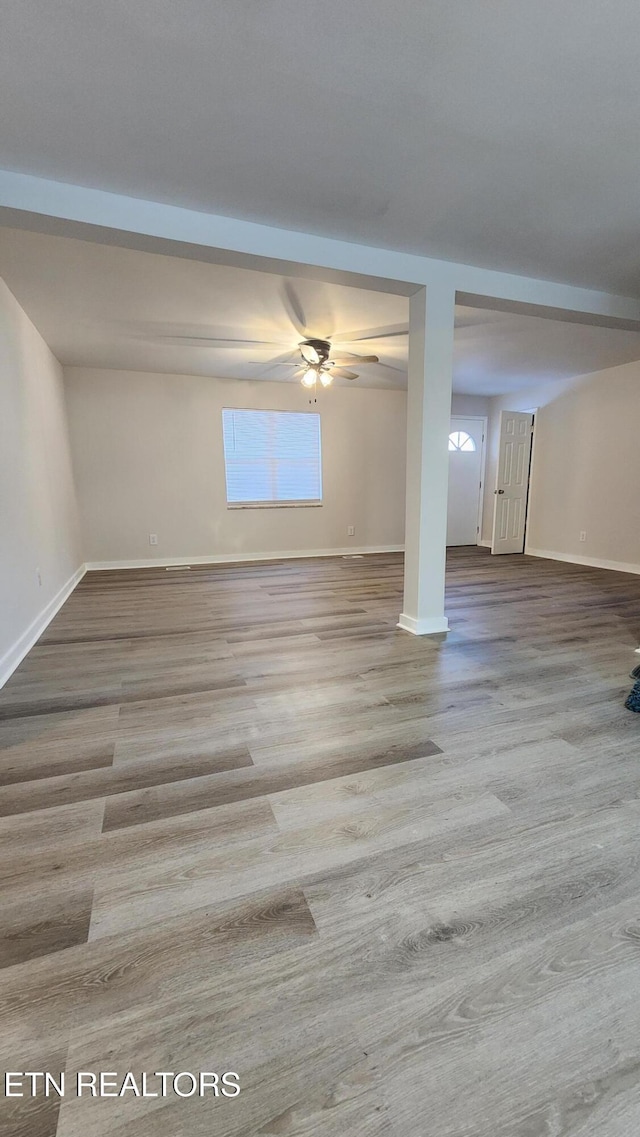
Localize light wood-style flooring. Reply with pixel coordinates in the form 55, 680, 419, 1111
1, 547, 640, 1136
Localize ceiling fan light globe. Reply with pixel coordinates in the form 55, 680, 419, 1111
319, 373, 333, 387
301, 371, 316, 388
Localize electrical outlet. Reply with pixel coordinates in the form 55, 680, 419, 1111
347, 525, 355, 536
579, 530, 587, 542
149, 533, 158, 546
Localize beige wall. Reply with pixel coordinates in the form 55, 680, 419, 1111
64, 368, 408, 564
451, 394, 490, 418
483, 363, 640, 570
0, 278, 83, 684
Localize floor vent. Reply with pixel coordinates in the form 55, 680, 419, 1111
165, 565, 192, 571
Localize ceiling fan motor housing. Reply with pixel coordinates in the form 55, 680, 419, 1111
300, 338, 332, 364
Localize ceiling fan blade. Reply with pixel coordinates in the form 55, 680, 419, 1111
155, 335, 287, 349
375, 360, 407, 373
280, 280, 334, 340
258, 349, 301, 365
248, 349, 306, 377
331, 323, 408, 344
280, 282, 311, 338
331, 352, 379, 364
332, 367, 359, 380
300, 342, 321, 365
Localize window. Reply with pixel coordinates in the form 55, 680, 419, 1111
222, 409, 322, 506
448, 430, 476, 452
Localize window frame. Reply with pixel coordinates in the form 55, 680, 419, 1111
221, 407, 324, 509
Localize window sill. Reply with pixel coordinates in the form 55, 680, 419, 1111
227, 501, 323, 510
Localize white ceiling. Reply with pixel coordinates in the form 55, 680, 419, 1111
2, 1, 640, 297
2, 227, 640, 395
0, 228, 410, 389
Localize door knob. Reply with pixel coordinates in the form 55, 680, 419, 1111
494, 489, 505, 495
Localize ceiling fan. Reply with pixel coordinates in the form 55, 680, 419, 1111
142, 281, 408, 389
294, 337, 381, 388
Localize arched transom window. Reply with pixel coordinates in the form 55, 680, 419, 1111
448, 430, 476, 452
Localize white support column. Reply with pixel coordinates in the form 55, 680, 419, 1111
398, 285, 456, 635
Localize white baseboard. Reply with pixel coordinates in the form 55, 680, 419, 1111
525, 547, 640, 577
85, 545, 405, 571
0, 563, 86, 689
397, 613, 449, 636
477, 539, 492, 548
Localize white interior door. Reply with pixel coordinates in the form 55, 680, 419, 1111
447, 416, 485, 546
491, 410, 534, 554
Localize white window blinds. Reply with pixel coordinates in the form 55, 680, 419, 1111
222, 409, 322, 505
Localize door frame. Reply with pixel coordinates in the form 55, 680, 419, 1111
522, 408, 537, 553
449, 414, 488, 547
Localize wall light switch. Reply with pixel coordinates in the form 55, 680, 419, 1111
347, 525, 355, 536
149, 533, 158, 546
579, 531, 587, 542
